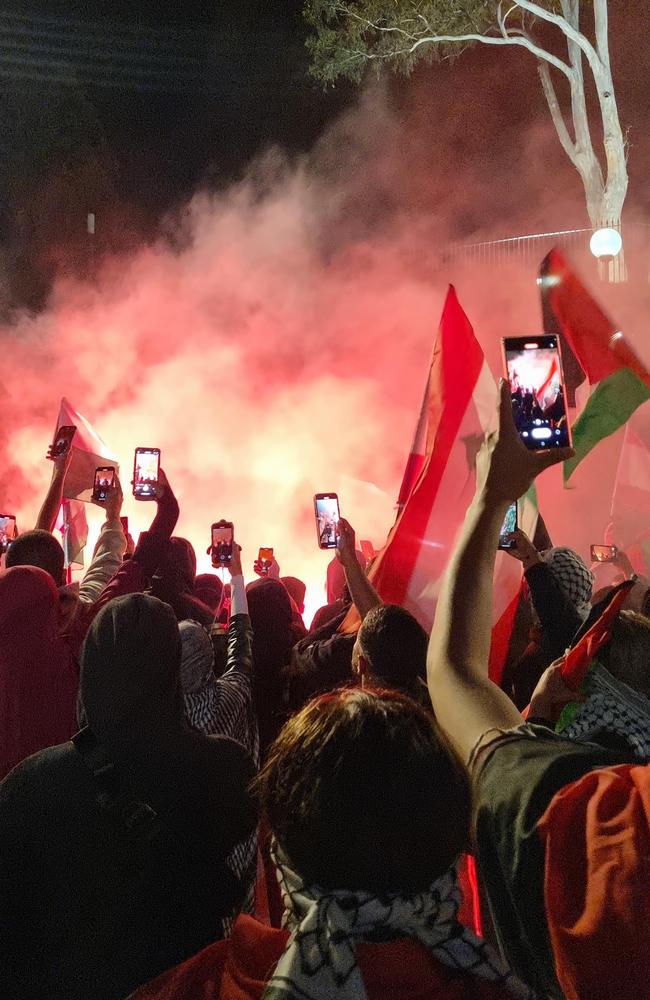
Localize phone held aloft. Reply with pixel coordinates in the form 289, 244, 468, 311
498, 501, 518, 551
0, 513, 16, 554
591, 543, 618, 563
314, 492, 340, 550
48, 425, 77, 461
211, 520, 234, 568
92, 466, 115, 503
133, 447, 160, 501
258, 547, 273, 573
502, 335, 572, 452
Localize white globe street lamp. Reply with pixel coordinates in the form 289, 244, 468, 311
589, 227, 623, 258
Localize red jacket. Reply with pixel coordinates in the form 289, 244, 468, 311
132, 913, 520, 1000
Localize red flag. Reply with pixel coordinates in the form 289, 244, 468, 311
342, 287, 496, 633
54, 397, 118, 503
611, 424, 650, 547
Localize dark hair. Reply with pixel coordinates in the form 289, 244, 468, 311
194, 573, 224, 613
358, 604, 428, 692
600, 610, 650, 696
6, 530, 65, 585
256, 688, 471, 893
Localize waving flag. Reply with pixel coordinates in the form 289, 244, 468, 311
540, 249, 650, 481
534, 355, 560, 413
54, 397, 118, 503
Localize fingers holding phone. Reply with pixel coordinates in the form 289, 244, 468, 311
336, 517, 356, 567
229, 539, 243, 578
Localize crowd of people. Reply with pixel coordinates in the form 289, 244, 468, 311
1, 383, 649, 1000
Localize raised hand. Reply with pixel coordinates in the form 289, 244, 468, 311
478, 380, 574, 503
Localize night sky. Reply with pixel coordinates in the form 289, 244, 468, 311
0, 2, 648, 307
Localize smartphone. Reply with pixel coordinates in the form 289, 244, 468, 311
502, 336, 572, 451
92, 466, 115, 503
498, 501, 518, 550
120, 516, 129, 535
48, 425, 76, 461
0, 513, 16, 554
258, 547, 274, 573
591, 544, 618, 563
314, 492, 340, 550
133, 447, 160, 501
211, 520, 234, 568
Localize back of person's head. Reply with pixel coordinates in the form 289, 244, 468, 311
256, 688, 470, 893
193, 573, 223, 613
281, 576, 306, 614
543, 546, 593, 619
5, 530, 65, 586
247, 578, 293, 658
81, 593, 183, 747
354, 604, 428, 694
600, 610, 650, 696
157, 537, 197, 593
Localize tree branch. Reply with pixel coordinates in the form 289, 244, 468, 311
593, 0, 611, 70
514, 0, 601, 73
537, 61, 578, 166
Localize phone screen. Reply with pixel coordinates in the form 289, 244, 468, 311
258, 547, 273, 568
133, 448, 160, 500
503, 336, 571, 450
498, 502, 518, 550
49, 425, 76, 460
591, 544, 618, 563
212, 522, 234, 566
93, 467, 115, 503
0, 514, 16, 554
314, 493, 340, 549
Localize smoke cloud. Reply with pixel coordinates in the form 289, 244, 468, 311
1, 72, 649, 620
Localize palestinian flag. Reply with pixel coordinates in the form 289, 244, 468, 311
56, 499, 89, 570
611, 423, 650, 547
540, 249, 650, 481
54, 397, 119, 503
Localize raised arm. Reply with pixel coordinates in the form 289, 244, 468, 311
336, 518, 381, 620
34, 447, 73, 532
224, 538, 253, 677
427, 381, 573, 761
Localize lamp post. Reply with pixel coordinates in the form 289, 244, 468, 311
589, 226, 625, 283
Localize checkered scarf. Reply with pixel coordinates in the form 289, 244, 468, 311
261, 845, 537, 1000
543, 547, 594, 621
560, 662, 650, 760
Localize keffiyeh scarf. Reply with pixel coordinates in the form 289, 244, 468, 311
261, 845, 537, 1000
543, 547, 594, 622
559, 662, 650, 760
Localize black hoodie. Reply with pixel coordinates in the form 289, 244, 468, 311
0, 593, 256, 1000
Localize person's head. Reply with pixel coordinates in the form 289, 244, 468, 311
81, 593, 183, 747
281, 576, 306, 615
599, 610, 650, 696
352, 604, 428, 695
543, 546, 593, 620
193, 573, 223, 613
256, 688, 470, 893
247, 578, 294, 670
5, 530, 65, 586
156, 537, 197, 594
178, 619, 214, 694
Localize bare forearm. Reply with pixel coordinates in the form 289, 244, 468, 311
35, 469, 65, 532
431, 491, 509, 679
343, 559, 382, 620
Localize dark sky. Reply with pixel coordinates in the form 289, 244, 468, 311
0, 1, 647, 286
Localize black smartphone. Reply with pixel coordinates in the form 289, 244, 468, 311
498, 501, 518, 550
591, 543, 618, 563
133, 447, 160, 501
314, 493, 340, 550
48, 425, 76, 461
0, 513, 16, 554
502, 336, 572, 451
211, 520, 234, 567
92, 466, 115, 503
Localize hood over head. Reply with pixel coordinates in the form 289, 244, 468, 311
81, 593, 183, 747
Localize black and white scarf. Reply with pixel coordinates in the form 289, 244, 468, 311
560, 662, 650, 760
261, 845, 537, 1000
